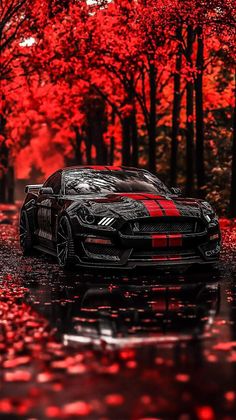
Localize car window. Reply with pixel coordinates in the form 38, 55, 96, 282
44, 172, 61, 194
63, 170, 170, 196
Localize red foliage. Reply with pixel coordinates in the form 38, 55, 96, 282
0, 0, 235, 214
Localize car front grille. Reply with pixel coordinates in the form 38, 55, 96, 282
121, 219, 205, 235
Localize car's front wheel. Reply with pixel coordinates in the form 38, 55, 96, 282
57, 216, 76, 269
19, 210, 34, 256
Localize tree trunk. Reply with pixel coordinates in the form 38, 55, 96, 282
7, 166, 14, 204
110, 137, 114, 165
74, 126, 83, 165
93, 103, 108, 165
131, 106, 138, 167
0, 112, 8, 203
96, 137, 108, 165
85, 129, 92, 164
85, 136, 92, 165
85, 94, 108, 165
109, 111, 115, 165
185, 25, 195, 196
170, 26, 182, 187
122, 116, 131, 166
0, 168, 7, 203
127, 80, 138, 167
195, 25, 206, 197
148, 62, 157, 173
230, 70, 236, 218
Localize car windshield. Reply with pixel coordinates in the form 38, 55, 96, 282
64, 170, 170, 195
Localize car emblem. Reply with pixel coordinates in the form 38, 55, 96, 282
133, 222, 140, 232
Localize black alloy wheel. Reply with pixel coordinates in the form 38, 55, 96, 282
19, 210, 34, 255
57, 216, 75, 269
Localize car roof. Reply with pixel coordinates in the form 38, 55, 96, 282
62, 165, 145, 172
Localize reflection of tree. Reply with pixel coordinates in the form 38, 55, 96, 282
64, 170, 170, 195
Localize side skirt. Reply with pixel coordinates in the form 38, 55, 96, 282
33, 244, 57, 257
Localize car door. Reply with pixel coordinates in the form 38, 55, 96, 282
36, 171, 62, 249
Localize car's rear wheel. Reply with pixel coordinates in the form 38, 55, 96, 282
57, 216, 75, 269
19, 210, 34, 256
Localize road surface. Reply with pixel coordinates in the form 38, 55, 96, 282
0, 216, 236, 419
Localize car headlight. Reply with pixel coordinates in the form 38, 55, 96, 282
79, 207, 95, 225
201, 201, 217, 222
78, 207, 115, 227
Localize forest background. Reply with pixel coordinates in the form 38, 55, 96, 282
0, 0, 235, 215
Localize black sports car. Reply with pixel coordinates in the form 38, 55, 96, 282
20, 166, 221, 270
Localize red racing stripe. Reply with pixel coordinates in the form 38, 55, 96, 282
142, 200, 164, 217
168, 234, 183, 247
152, 234, 168, 248
152, 255, 182, 261
151, 299, 166, 311
151, 234, 183, 248
119, 193, 147, 200
168, 255, 182, 260
152, 256, 168, 261
141, 193, 164, 200
157, 199, 180, 216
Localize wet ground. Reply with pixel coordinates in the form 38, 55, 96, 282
1, 212, 236, 419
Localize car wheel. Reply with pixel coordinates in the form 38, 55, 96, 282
19, 210, 34, 256
57, 216, 75, 269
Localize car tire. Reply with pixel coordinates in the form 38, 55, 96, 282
57, 216, 76, 269
19, 210, 34, 256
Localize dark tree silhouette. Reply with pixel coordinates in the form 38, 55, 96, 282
195, 25, 206, 197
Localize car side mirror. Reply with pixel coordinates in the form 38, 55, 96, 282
170, 187, 182, 196
39, 187, 54, 195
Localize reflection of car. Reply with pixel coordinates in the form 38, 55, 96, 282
25, 279, 220, 347
19, 166, 221, 270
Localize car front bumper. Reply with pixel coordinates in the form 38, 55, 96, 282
72, 221, 221, 270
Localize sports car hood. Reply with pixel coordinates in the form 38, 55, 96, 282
67, 193, 203, 220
